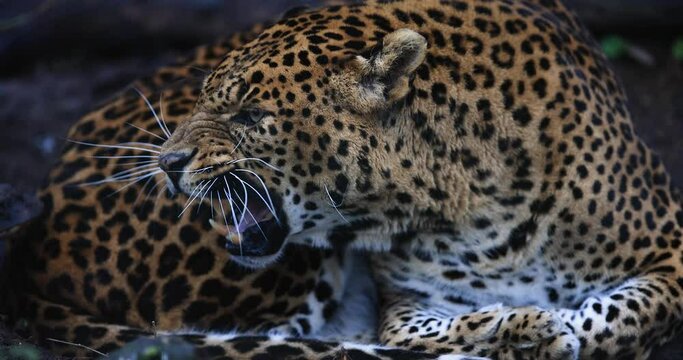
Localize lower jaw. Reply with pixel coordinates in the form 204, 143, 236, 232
225, 251, 284, 269
210, 216, 289, 263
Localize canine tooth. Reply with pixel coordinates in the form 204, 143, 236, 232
209, 219, 229, 236
209, 219, 241, 245
227, 232, 241, 245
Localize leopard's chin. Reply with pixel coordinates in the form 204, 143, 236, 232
225, 249, 285, 269
211, 214, 289, 265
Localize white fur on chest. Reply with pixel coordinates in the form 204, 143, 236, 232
372, 249, 599, 312
317, 253, 379, 342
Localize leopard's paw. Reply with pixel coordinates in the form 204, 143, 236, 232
454, 306, 576, 360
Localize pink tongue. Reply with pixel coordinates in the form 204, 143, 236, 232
236, 202, 273, 233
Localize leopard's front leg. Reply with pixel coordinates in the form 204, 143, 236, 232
379, 292, 579, 360
557, 267, 683, 359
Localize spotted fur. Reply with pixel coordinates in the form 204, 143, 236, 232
4, 0, 683, 359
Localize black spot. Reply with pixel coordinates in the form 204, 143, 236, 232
94, 246, 111, 264
162, 276, 191, 311
512, 106, 532, 126
473, 218, 492, 229
491, 42, 515, 68
183, 301, 219, 323
185, 247, 215, 276
252, 269, 279, 293
337, 140, 349, 156
606, 305, 620, 322
157, 244, 182, 278
179, 225, 200, 246
102, 288, 131, 324
314, 281, 333, 301
136, 283, 157, 324
294, 70, 312, 82
443, 270, 466, 280
250, 71, 264, 84
508, 219, 537, 251
428, 188, 449, 201
147, 221, 167, 241
282, 53, 295, 66
117, 225, 135, 244
601, 213, 614, 228
116, 250, 133, 273
431, 83, 448, 105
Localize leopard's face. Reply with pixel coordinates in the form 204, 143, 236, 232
159, 15, 429, 267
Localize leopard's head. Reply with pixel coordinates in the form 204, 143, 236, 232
159, 18, 428, 267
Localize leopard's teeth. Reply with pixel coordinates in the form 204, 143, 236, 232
209, 219, 241, 245
227, 232, 241, 245
209, 219, 228, 236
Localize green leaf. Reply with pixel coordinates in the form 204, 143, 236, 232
673, 38, 683, 61
602, 35, 628, 59
6, 344, 41, 360
141, 345, 161, 360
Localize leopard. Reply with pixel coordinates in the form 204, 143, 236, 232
1, 7, 464, 360
4, 0, 683, 359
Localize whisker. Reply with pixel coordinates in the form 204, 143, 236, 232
112, 160, 159, 167
196, 178, 218, 215
165, 166, 213, 174
153, 184, 168, 210
228, 158, 281, 172
125, 122, 166, 142
210, 191, 215, 218
223, 183, 243, 255
178, 180, 208, 218
80, 165, 160, 186
107, 163, 160, 177
103, 167, 161, 184
107, 170, 163, 197
91, 155, 158, 159
188, 65, 210, 74
187, 166, 213, 181
158, 92, 173, 138
68, 139, 160, 154
133, 174, 156, 206
232, 169, 279, 223
232, 186, 267, 239
117, 141, 162, 149
143, 177, 165, 204
230, 128, 247, 155
107, 168, 162, 185
132, 87, 172, 139
217, 190, 234, 246
230, 176, 248, 226
230, 173, 278, 222
178, 182, 202, 217
324, 184, 349, 224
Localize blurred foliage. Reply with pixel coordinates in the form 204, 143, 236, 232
0, 344, 42, 360
108, 337, 195, 360
674, 38, 683, 61
0, 0, 54, 32
602, 35, 628, 59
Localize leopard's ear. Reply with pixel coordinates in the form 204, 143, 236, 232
345, 29, 427, 110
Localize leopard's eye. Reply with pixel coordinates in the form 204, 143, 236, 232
231, 108, 266, 126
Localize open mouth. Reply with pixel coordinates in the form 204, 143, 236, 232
202, 172, 289, 260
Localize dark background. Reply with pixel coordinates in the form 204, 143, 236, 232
0, 1, 682, 358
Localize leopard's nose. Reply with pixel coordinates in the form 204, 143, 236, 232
159, 148, 197, 184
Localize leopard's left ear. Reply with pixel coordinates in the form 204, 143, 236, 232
337, 29, 427, 112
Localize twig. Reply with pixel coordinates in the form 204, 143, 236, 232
46, 337, 108, 357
